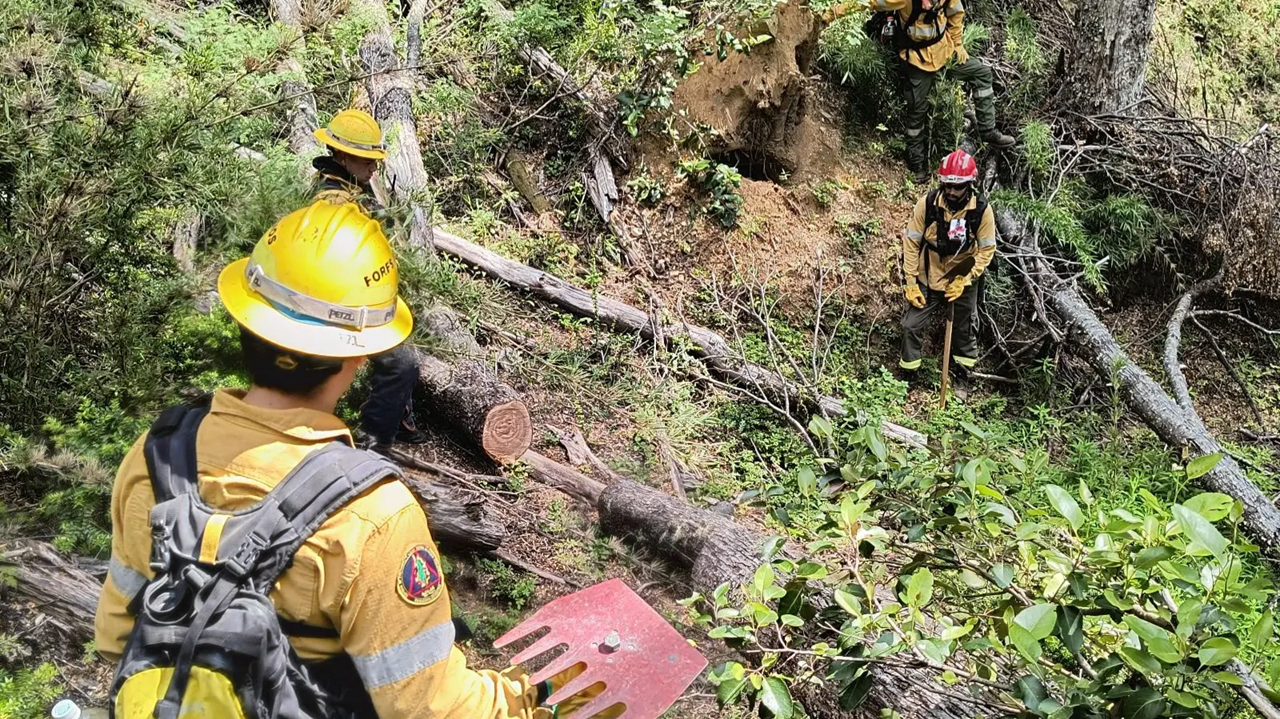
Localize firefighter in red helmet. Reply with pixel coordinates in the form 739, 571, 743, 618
899, 149, 995, 378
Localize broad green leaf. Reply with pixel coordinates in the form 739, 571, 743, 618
797, 466, 817, 496
1198, 637, 1238, 666
1134, 545, 1175, 570
1213, 671, 1245, 686
1122, 616, 1181, 663
917, 638, 950, 665
990, 563, 1015, 588
834, 588, 861, 616
1177, 598, 1204, 639
1174, 504, 1229, 558
780, 614, 803, 627
1044, 484, 1084, 531
1057, 605, 1083, 655
1014, 604, 1057, 640
759, 676, 794, 719
1078, 479, 1095, 505
1184, 492, 1234, 522
716, 676, 747, 706
1119, 646, 1161, 674
1187, 452, 1224, 480
753, 563, 776, 594
1014, 675, 1047, 712
1007, 624, 1041, 661
1252, 610, 1276, 650
1167, 689, 1200, 708
904, 568, 934, 608
1122, 688, 1165, 719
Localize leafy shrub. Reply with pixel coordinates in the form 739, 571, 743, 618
476, 557, 537, 610
676, 158, 745, 228
689, 423, 1280, 718
0, 663, 63, 719
819, 14, 902, 126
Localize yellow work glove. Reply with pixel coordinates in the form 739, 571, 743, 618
944, 276, 971, 302
904, 284, 926, 309
537, 664, 608, 717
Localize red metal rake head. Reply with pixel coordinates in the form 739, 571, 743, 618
495, 579, 707, 718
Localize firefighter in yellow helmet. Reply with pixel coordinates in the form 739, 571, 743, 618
94, 201, 559, 718
311, 109, 428, 454
312, 108, 389, 212
823, 0, 1015, 183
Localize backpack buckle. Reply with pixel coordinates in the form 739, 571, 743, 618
225, 532, 269, 579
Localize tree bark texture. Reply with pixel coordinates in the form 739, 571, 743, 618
427, 228, 927, 448
996, 209, 1280, 552
399, 475, 507, 551
353, 0, 435, 249
1065, 0, 1158, 114
414, 307, 533, 464
1, 541, 104, 640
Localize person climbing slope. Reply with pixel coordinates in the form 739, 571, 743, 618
899, 149, 995, 380
311, 108, 426, 454
824, 0, 1016, 182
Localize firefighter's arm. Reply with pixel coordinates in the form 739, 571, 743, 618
902, 198, 927, 284
823, 0, 903, 23
94, 435, 156, 663
340, 496, 544, 719
946, 1, 968, 63
969, 206, 997, 279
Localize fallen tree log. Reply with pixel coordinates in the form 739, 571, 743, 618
0, 475, 503, 638
414, 307, 533, 464
519, 448, 985, 718
426, 228, 927, 448
997, 209, 1280, 552
353, 0, 434, 249
0, 541, 103, 641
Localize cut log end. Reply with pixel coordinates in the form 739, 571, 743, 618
482, 400, 533, 464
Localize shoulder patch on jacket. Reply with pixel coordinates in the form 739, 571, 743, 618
398, 545, 444, 606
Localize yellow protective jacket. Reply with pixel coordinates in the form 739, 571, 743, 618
903, 191, 996, 291
875, 0, 967, 72
94, 389, 548, 719
827, 0, 967, 73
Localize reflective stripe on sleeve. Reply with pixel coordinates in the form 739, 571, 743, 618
946, 0, 964, 14
907, 229, 924, 241
869, 0, 896, 10
109, 556, 148, 600
978, 237, 996, 248
352, 620, 456, 690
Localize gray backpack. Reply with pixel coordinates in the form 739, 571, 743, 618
109, 401, 399, 719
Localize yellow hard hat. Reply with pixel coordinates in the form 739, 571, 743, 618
313, 109, 388, 160
218, 201, 412, 358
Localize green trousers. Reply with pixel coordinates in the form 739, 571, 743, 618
900, 284, 980, 371
902, 58, 998, 171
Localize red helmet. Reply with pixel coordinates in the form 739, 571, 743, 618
938, 150, 978, 185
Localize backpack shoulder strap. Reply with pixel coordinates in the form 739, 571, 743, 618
249, 443, 401, 587
923, 189, 942, 244
143, 397, 213, 503
968, 194, 989, 236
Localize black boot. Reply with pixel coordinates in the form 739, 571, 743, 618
982, 128, 1016, 150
